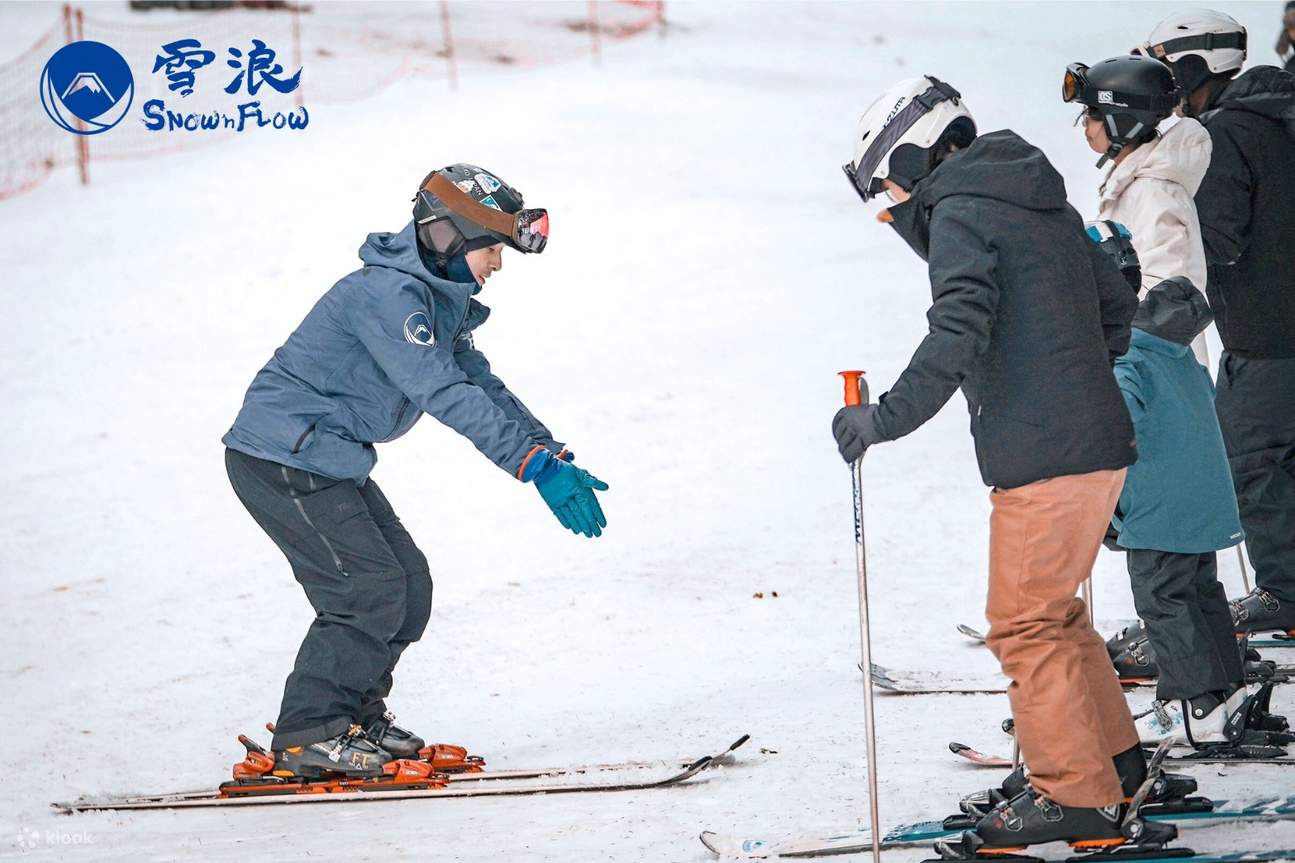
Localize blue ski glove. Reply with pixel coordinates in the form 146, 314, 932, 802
529, 452, 609, 538
832, 404, 885, 463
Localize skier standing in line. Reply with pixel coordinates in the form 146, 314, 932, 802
1086, 230, 1247, 744
1278, 2, 1295, 73
1068, 54, 1213, 363
223, 164, 609, 778
1061, 55, 1248, 742
833, 76, 1159, 851
1138, 10, 1295, 635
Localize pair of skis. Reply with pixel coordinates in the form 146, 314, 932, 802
864, 626, 1293, 696
868, 664, 1293, 697
53, 733, 749, 812
959, 624, 1295, 651
867, 663, 1161, 695
700, 795, 1295, 859
948, 741, 1295, 769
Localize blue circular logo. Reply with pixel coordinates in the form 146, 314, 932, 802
39, 41, 134, 135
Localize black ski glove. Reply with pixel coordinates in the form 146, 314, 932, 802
832, 404, 885, 464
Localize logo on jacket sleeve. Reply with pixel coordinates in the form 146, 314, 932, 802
403, 311, 435, 346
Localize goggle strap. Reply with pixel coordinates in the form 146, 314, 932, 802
422, 173, 521, 243
1077, 88, 1179, 114
1148, 30, 1246, 59
854, 79, 956, 193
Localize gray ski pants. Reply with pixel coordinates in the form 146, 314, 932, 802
1127, 549, 1243, 701
225, 448, 433, 749
1215, 353, 1295, 605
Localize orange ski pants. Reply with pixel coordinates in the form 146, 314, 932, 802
984, 468, 1138, 807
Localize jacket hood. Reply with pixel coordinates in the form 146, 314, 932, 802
1205, 66, 1295, 140
913, 129, 1068, 212
1132, 276, 1213, 347
1100, 118, 1211, 202
886, 130, 1067, 258
358, 220, 477, 303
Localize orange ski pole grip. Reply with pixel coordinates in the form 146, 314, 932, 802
838, 370, 869, 407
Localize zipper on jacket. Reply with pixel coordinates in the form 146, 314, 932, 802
452, 299, 473, 343
291, 422, 317, 454
383, 398, 411, 441
281, 466, 347, 576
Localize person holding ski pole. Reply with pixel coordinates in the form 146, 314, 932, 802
223, 164, 609, 779
832, 76, 1173, 855
1136, 10, 1295, 638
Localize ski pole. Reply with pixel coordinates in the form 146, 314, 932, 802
839, 369, 882, 863
1081, 577, 1094, 627
1236, 544, 1252, 595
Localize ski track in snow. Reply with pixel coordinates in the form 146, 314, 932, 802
0, 2, 1291, 861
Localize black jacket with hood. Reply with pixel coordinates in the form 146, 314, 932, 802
876, 130, 1138, 490
1195, 66, 1295, 357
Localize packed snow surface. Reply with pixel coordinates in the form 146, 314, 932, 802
1, 2, 1291, 861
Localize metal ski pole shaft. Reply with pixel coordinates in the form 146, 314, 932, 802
1082, 577, 1094, 627
839, 369, 881, 863
1236, 544, 1252, 595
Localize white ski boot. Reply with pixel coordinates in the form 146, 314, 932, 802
1136, 686, 1247, 745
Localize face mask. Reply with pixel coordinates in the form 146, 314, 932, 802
444, 254, 477, 288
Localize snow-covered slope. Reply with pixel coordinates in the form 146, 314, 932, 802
1, 2, 1290, 861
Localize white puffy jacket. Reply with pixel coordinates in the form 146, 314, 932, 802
1096, 117, 1212, 363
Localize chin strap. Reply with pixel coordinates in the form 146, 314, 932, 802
1095, 115, 1146, 168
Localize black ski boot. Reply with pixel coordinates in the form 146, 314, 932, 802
1106, 620, 1148, 660
944, 790, 1179, 858
955, 764, 1028, 820
953, 745, 1197, 825
274, 724, 392, 779
1232, 588, 1295, 635
1113, 636, 1159, 683
364, 711, 426, 759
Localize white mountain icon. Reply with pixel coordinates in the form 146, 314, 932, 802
61, 72, 115, 103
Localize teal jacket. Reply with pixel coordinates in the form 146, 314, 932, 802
1111, 278, 1243, 552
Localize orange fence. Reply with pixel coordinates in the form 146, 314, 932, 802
1, 0, 664, 200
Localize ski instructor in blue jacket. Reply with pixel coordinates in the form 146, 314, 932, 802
223, 164, 609, 779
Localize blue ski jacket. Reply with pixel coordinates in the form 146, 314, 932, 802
1111, 282, 1243, 553
223, 221, 562, 482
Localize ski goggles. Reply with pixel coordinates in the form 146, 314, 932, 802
421, 173, 549, 254
1061, 62, 1179, 114
843, 76, 963, 203
1138, 29, 1246, 62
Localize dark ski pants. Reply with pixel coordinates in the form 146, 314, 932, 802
1215, 353, 1295, 605
224, 448, 433, 750
1126, 549, 1244, 701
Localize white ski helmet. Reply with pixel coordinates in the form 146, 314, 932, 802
1139, 9, 1247, 92
843, 75, 976, 202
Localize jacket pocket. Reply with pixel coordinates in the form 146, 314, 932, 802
974, 410, 1049, 487
299, 480, 367, 528
291, 421, 319, 454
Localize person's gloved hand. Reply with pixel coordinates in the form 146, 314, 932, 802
533, 455, 609, 538
832, 404, 885, 464
556, 448, 575, 463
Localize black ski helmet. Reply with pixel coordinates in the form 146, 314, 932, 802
1062, 55, 1180, 166
1085, 219, 1142, 292
413, 164, 530, 259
